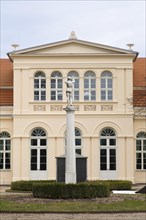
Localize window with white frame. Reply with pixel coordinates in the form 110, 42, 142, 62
100, 128, 116, 170
51, 71, 63, 101
0, 132, 11, 170
68, 71, 79, 101
65, 128, 82, 155
136, 131, 146, 170
84, 71, 96, 101
34, 71, 46, 101
101, 71, 113, 101
30, 128, 47, 171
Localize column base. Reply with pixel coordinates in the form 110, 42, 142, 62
65, 172, 76, 184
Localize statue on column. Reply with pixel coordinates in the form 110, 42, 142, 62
65, 76, 75, 106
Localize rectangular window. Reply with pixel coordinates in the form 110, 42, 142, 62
40, 149, 46, 170
31, 149, 37, 170
136, 153, 142, 169
110, 149, 116, 170
100, 149, 107, 170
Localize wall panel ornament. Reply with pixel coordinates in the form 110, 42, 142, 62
51, 105, 63, 111
34, 105, 46, 111
84, 105, 96, 111
101, 105, 113, 111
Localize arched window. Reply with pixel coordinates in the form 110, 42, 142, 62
34, 71, 46, 101
51, 71, 62, 101
136, 131, 146, 170
68, 71, 79, 101
100, 128, 116, 170
84, 71, 96, 101
30, 128, 47, 171
65, 128, 82, 155
0, 131, 11, 170
101, 71, 113, 100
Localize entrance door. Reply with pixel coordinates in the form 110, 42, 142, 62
99, 128, 117, 179
30, 128, 47, 180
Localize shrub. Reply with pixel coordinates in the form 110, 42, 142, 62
11, 180, 55, 191
32, 182, 110, 199
88, 180, 132, 190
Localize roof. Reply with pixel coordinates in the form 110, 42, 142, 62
133, 58, 146, 107
7, 38, 138, 62
0, 59, 13, 106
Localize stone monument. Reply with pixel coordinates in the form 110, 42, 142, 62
64, 76, 76, 183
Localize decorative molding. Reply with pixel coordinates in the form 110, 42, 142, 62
84, 105, 96, 111
50, 105, 62, 111
101, 105, 113, 111
74, 105, 79, 111
34, 105, 46, 111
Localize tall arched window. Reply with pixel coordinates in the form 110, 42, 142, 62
100, 128, 116, 170
65, 128, 82, 155
34, 71, 46, 101
136, 131, 146, 170
68, 71, 79, 101
0, 132, 11, 170
84, 71, 96, 101
51, 71, 62, 100
30, 128, 47, 171
101, 71, 113, 100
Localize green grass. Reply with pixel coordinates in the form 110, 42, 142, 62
0, 199, 146, 212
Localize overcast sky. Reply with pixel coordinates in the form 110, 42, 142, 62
1, 0, 146, 58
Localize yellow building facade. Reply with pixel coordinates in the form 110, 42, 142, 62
0, 34, 146, 184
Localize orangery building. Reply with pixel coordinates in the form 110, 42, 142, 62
0, 33, 146, 184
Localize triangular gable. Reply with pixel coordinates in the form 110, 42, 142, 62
8, 38, 138, 60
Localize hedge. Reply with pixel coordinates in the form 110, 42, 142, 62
11, 180, 55, 191
32, 182, 110, 199
88, 180, 132, 190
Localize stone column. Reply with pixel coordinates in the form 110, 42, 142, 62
64, 105, 76, 184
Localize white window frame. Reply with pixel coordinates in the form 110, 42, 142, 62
100, 128, 116, 171
0, 132, 11, 170
101, 71, 113, 101
84, 71, 96, 101
30, 128, 47, 171
136, 131, 146, 170
34, 71, 46, 101
51, 71, 63, 101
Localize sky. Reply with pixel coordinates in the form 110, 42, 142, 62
1, 0, 146, 58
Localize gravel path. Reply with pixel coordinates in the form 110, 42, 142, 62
0, 213, 146, 220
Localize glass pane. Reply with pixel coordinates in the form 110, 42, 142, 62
74, 91, 79, 100
51, 79, 56, 88
34, 91, 39, 100
58, 91, 62, 100
34, 79, 39, 88
58, 79, 62, 88
75, 149, 81, 155
101, 79, 105, 88
31, 139, 37, 146
75, 139, 81, 146
31, 164, 37, 170
41, 79, 46, 88
108, 91, 113, 100
100, 164, 106, 170
41, 91, 46, 100
40, 164, 46, 170
91, 79, 95, 88
84, 91, 89, 100
51, 91, 56, 100
74, 79, 79, 88
108, 79, 112, 88
91, 91, 96, 100
40, 139, 46, 146
100, 139, 106, 146
136, 153, 141, 169
101, 90, 106, 100
31, 149, 37, 156
5, 140, 10, 150
136, 140, 141, 151
110, 164, 116, 170
31, 149, 37, 170
110, 149, 116, 156
84, 79, 89, 88
110, 139, 116, 146
100, 149, 107, 170
143, 140, 146, 151
0, 140, 3, 151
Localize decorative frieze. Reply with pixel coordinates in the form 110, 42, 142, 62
51, 105, 63, 111
34, 105, 46, 111
84, 105, 96, 111
101, 105, 113, 111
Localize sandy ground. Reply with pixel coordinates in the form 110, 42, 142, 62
0, 213, 146, 220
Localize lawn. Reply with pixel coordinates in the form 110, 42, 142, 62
0, 193, 146, 212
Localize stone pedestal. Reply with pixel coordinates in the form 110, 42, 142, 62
64, 106, 76, 184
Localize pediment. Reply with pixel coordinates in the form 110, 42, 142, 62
8, 39, 138, 60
